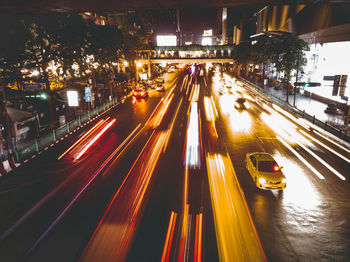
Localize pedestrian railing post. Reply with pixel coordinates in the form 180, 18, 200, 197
312, 115, 316, 124
52, 129, 56, 141
302, 110, 305, 118
78, 115, 81, 125
325, 122, 328, 130
88, 110, 91, 119
67, 122, 70, 132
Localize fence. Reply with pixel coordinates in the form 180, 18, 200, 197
12, 98, 118, 162
238, 77, 350, 143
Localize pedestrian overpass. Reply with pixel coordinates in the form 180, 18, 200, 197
136, 44, 236, 65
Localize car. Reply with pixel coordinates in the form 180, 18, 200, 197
234, 97, 246, 109
245, 152, 286, 190
155, 84, 165, 92
155, 77, 165, 83
133, 89, 148, 98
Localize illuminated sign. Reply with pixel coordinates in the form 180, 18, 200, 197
203, 29, 213, 36
67, 91, 79, 106
202, 37, 213, 46
157, 35, 177, 46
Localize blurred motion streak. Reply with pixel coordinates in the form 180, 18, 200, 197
204, 96, 218, 138
194, 213, 203, 262
313, 130, 350, 154
276, 136, 325, 179
58, 119, 106, 160
206, 153, 266, 262
291, 133, 345, 180
161, 211, 178, 262
184, 102, 201, 168
164, 98, 183, 152
300, 130, 350, 164
219, 95, 252, 133
75, 119, 116, 159
178, 204, 190, 262
153, 94, 174, 128
80, 130, 169, 262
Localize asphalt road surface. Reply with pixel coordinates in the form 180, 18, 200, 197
0, 66, 349, 262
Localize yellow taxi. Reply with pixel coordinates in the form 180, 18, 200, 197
245, 152, 286, 190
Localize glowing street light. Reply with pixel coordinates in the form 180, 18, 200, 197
137, 61, 142, 68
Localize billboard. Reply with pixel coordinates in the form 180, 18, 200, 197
202, 37, 213, 46
157, 35, 177, 46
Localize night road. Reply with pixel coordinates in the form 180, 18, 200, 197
1, 67, 350, 262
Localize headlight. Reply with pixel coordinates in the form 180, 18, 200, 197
258, 178, 266, 184
282, 178, 287, 183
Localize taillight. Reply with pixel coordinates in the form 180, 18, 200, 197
273, 165, 279, 171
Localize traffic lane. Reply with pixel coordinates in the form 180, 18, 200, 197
80, 73, 191, 262
211, 90, 350, 261
0, 94, 160, 234
126, 83, 219, 262
22, 72, 187, 258
240, 81, 350, 179
0, 88, 172, 260
24, 128, 156, 262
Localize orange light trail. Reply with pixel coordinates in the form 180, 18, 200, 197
194, 213, 203, 262
75, 119, 116, 160
161, 211, 177, 262
57, 119, 105, 160
178, 204, 189, 262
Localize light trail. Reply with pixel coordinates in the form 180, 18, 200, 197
313, 130, 350, 154
153, 94, 174, 128
81, 130, 170, 262
206, 153, 266, 262
57, 119, 106, 160
277, 136, 325, 179
161, 212, 178, 262
164, 97, 183, 152
75, 119, 116, 160
184, 102, 201, 168
300, 130, 350, 163
194, 213, 203, 262
290, 134, 346, 181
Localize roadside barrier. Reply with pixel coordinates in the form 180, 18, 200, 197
1, 97, 119, 176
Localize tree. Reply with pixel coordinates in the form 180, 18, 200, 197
232, 42, 252, 77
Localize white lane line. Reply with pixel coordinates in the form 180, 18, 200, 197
277, 136, 325, 180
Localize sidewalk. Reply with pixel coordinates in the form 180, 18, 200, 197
244, 77, 349, 130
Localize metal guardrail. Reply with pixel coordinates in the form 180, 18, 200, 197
238, 77, 350, 143
12, 98, 118, 162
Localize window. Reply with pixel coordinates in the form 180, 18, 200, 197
249, 155, 257, 168
258, 160, 279, 172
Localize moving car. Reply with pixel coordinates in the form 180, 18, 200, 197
155, 76, 165, 83
133, 89, 148, 98
245, 152, 286, 190
155, 84, 165, 92
234, 97, 247, 109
